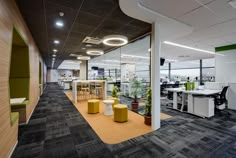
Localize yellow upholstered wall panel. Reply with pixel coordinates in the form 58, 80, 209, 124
0, 0, 44, 157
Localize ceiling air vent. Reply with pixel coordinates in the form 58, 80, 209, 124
82, 36, 102, 45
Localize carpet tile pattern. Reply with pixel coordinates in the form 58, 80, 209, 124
12, 83, 236, 158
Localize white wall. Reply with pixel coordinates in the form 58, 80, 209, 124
216, 50, 236, 83
47, 69, 73, 82
215, 49, 236, 110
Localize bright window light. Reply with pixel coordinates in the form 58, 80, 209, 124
163, 41, 215, 54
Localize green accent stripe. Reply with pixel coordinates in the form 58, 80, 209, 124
215, 44, 236, 52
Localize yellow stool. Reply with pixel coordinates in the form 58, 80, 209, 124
88, 99, 99, 114
114, 104, 128, 122
107, 97, 119, 109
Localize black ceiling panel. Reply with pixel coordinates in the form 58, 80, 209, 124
17, 0, 151, 68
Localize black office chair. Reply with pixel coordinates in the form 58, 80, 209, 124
161, 81, 168, 96
173, 81, 180, 88
213, 86, 230, 115
165, 91, 173, 107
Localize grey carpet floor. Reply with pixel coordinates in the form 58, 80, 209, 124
12, 83, 236, 158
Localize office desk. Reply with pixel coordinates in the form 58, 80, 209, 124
167, 88, 221, 117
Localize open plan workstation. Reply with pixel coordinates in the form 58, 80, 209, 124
1, 0, 236, 158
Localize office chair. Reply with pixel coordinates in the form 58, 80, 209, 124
173, 81, 180, 88
213, 86, 230, 115
161, 81, 168, 96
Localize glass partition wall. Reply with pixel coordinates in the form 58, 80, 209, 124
88, 35, 151, 115
88, 34, 216, 115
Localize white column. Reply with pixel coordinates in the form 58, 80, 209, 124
151, 22, 161, 130
80, 60, 87, 80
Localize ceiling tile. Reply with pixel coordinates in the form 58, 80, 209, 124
47, 0, 83, 10
140, 0, 201, 18
178, 6, 224, 29
80, 0, 116, 17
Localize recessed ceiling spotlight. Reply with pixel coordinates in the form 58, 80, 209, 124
52, 54, 56, 57
55, 21, 64, 27
77, 56, 91, 60
103, 35, 128, 46
53, 49, 57, 52
148, 48, 151, 52
54, 40, 60, 44
59, 12, 64, 17
85, 44, 92, 47
86, 49, 104, 56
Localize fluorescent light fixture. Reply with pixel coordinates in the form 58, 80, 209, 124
103, 35, 128, 46
52, 54, 56, 57
54, 40, 60, 44
86, 49, 104, 56
77, 56, 91, 60
55, 21, 64, 27
53, 49, 57, 52
103, 59, 120, 63
165, 59, 178, 62
163, 41, 215, 55
121, 54, 149, 59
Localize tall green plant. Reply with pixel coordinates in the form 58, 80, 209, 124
130, 78, 143, 102
145, 88, 152, 116
111, 85, 118, 98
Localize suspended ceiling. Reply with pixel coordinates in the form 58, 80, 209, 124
16, 0, 151, 68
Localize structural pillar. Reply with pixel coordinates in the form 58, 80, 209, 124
80, 60, 87, 80
168, 63, 171, 80
151, 22, 161, 130
200, 59, 203, 85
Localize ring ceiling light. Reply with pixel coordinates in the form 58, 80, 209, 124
77, 56, 91, 60
103, 35, 128, 46
86, 49, 104, 56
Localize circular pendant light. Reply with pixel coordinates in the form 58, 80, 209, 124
86, 48, 104, 56
103, 35, 128, 46
77, 56, 91, 60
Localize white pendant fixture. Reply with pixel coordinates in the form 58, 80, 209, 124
103, 35, 128, 46
86, 48, 104, 56
77, 56, 91, 60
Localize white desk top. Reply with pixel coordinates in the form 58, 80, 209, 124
184, 89, 221, 95
167, 88, 221, 95
10, 98, 26, 105
166, 88, 183, 92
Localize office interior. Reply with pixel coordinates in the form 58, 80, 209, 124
1, 0, 236, 158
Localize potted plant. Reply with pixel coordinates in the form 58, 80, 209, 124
144, 88, 151, 125
111, 85, 118, 98
130, 78, 143, 111
111, 85, 119, 108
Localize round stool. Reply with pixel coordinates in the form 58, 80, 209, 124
103, 100, 114, 116
87, 99, 100, 114
114, 104, 128, 122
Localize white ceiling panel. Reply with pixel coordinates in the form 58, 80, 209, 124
213, 19, 236, 35
140, 0, 201, 18
178, 6, 224, 29
206, 0, 236, 21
